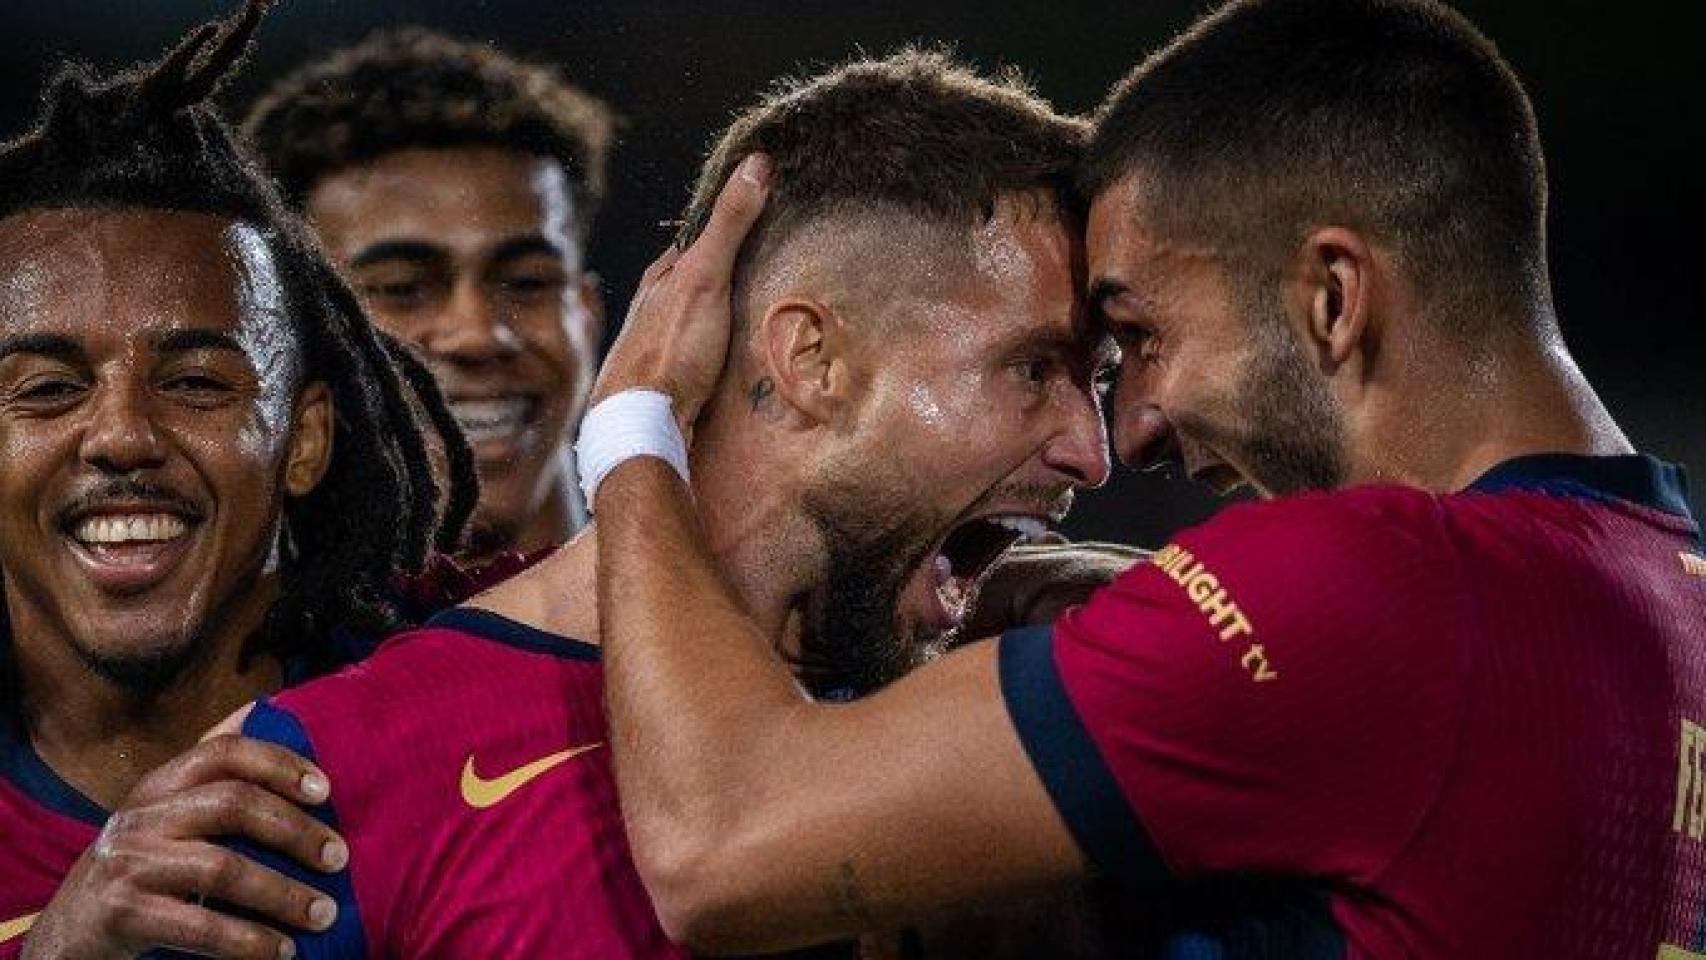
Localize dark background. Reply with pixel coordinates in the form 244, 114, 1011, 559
2, 1, 1698, 545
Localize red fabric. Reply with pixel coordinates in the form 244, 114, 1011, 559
1054, 484, 1706, 957
268, 618, 683, 958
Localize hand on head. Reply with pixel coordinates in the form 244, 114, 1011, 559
590, 154, 772, 434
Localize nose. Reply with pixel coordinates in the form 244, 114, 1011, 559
1042, 386, 1113, 489
420, 279, 522, 364
1113, 404, 1176, 471
80, 384, 168, 474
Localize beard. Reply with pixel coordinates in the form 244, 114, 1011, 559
74, 624, 213, 697
1207, 284, 1349, 496
797, 480, 941, 700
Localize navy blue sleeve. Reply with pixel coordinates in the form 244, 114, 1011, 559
998, 625, 1169, 888
229, 700, 367, 959
138, 701, 365, 960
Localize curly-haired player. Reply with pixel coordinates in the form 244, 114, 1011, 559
247, 29, 614, 558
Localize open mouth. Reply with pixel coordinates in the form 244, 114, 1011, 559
58, 500, 203, 595
924, 514, 1053, 629
449, 396, 538, 449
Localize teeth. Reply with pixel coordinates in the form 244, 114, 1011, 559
992, 516, 1049, 544
936, 575, 970, 619
451, 398, 531, 443
73, 514, 188, 546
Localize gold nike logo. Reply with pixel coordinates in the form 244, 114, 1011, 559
460, 742, 603, 809
0, 912, 38, 944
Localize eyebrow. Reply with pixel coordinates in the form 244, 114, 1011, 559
154, 329, 246, 355
0, 332, 86, 365
489, 234, 569, 266
348, 240, 448, 270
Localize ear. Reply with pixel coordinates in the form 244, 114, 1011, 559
752, 296, 854, 426
283, 381, 334, 497
575, 272, 607, 350
1295, 226, 1374, 369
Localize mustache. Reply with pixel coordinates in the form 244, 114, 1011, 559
969, 480, 1076, 524
57, 478, 204, 523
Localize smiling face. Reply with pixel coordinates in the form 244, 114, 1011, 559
795, 197, 1113, 691
1086, 173, 1347, 498
306, 145, 600, 554
0, 208, 331, 691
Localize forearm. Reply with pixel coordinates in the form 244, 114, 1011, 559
595, 459, 816, 880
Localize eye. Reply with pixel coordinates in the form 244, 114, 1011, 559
12, 376, 85, 406
1094, 358, 1121, 396
361, 279, 427, 304
1112, 323, 1160, 366
161, 372, 236, 406
498, 273, 569, 301
1010, 358, 1053, 390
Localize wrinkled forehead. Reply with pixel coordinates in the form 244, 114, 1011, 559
0, 208, 296, 350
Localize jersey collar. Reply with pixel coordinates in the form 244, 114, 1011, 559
1468, 452, 1695, 523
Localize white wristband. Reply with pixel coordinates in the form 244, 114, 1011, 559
574, 389, 691, 511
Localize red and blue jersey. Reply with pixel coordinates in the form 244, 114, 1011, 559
0, 718, 102, 957
240, 607, 683, 958
1001, 453, 1705, 958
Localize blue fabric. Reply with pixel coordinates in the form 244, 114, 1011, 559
998, 625, 1168, 887
427, 606, 600, 660
1468, 452, 1694, 522
224, 699, 366, 959
0, 714, 106, 826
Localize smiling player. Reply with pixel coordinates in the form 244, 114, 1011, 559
0, 3, 475, 956
247, 29, 613, 558
227, 49, 1113, 957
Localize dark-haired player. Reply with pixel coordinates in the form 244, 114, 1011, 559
0, 4, 478, 957
223, 48, 1113, 957
246, 29, 613, 558
586, 0, 1706, 957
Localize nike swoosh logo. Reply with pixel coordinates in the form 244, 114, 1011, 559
460, 742, 604, 809
0, 912, 38, 944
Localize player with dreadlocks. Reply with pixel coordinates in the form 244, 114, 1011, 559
0, 2, 477, 956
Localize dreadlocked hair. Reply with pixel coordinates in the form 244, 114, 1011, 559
0, 0, 479, 683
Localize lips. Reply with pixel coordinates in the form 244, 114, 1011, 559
58, 498, 203, 597
449, 396, 538, 450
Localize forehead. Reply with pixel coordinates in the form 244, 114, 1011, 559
306, 145, 582, 262
918, 196, 1085, 347
0, 208, 275, 342
1086, 173, 1225, 307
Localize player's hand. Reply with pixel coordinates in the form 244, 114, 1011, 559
958, 541, 1148, 641
590, 153, 772, 433
19, 735, 345, 960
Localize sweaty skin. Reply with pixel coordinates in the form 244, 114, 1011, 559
588, 160, 1088, 951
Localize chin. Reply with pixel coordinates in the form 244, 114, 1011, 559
74, 631, 207, 694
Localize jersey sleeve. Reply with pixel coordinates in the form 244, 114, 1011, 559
1000, 491, 1474, 886
233, 700, 368, 960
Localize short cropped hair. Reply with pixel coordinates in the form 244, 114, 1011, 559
244, 28, 614, 236
1084, 0, 1551, 330
679, 48, 1087, 332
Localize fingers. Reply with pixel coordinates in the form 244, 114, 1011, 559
129, 734, 329, 810
110, 837, 335, 939
683, 153, 772, 282
117, 779, 346, 874
111, 892, 298, 960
